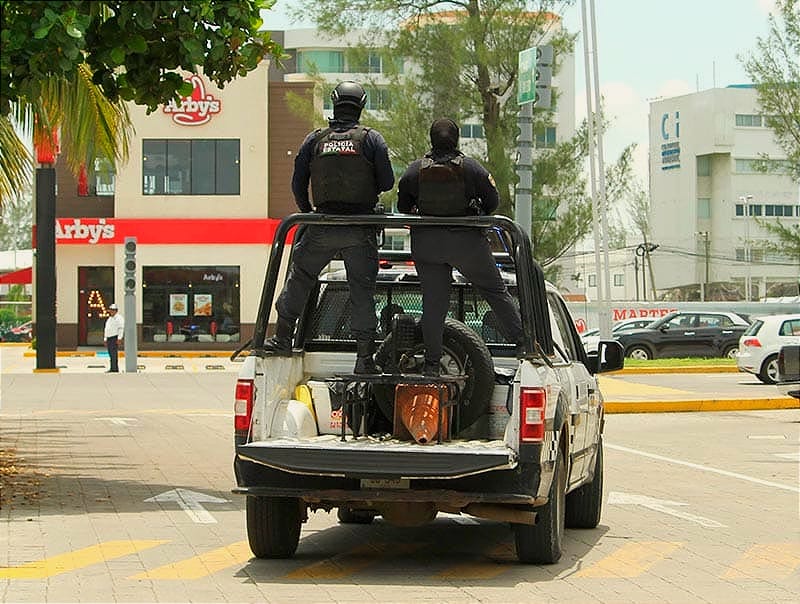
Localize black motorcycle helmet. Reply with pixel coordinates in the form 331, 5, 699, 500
330, 81, 367, 110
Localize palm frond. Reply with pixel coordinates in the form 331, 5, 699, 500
0, 116, 33, 206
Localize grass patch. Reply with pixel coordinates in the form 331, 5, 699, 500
624, 357, 737, 368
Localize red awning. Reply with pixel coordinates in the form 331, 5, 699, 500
0, 267, 32, 284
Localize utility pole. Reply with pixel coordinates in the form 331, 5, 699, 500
739, 194, 753, 301
696, 231, 710, 301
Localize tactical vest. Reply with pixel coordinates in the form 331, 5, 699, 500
309, 126, 377, 209
416, 156, 469, 216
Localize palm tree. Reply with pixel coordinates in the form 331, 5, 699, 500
1, 63, 133, 207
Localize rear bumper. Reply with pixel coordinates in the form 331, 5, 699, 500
234, 440, 544, 506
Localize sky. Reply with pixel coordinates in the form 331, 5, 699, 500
260, 0, 779, 182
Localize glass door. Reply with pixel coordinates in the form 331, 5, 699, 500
78, 267, 114, 346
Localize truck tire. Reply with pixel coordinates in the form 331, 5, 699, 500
758, 354, 779, 384
626, 344, 652, 360
565, 437, 603, 529
374, 318, 495, 430
514, 449, 566, 564
337, 507, 376, 524
246, 496, 301, 559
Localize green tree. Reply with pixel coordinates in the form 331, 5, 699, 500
294, 0, 636, 273
740, 0, 800, 181
1, 0, 283, 203
0, 187, 32, 251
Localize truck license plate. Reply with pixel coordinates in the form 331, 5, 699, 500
360, 478, 410, 490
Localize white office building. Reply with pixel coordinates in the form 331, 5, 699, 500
648, 86, 799, 301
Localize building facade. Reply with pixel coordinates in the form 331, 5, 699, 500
648, 86, 799, 301
50, 62, 316, 349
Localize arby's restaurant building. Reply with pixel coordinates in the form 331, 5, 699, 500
48, 62, 313, 349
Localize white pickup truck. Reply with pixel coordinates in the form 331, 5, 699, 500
232, 213, 623, 564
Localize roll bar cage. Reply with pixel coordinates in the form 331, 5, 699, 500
246, 213, 553, 358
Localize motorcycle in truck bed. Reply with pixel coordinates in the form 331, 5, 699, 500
232, 213, 624, 564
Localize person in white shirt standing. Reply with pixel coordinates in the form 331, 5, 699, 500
103, 303, 124, 373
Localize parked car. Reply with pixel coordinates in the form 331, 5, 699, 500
737, 314, 800, 384
581, 318, 656, 353
615, 311, 750, 360
0, 320, 32, 342
776, 344, 800, 399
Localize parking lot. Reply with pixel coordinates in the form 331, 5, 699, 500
1, 350, 798, 602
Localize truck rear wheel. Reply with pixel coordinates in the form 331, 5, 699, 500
565, 437, 603, 528
246, 496, 301, 558
514, 450, 566, 564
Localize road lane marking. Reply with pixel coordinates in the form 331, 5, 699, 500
130, 541, 251, 580
144, 488, 229, 524
609, 491, 725, 527
575, 541, 682, 578
284, 542, 422, 579
723, 543, 800, 579
436, 542, 515, 579
0, 540, 166, 579
606, 443, 800, 493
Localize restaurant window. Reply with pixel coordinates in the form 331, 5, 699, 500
141, 266, 240, 344
142, 139, 240, 195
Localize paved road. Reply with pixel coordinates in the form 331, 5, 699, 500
1, 371, 798, 603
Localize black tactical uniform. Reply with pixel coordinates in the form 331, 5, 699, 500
266, 81, 395, 373
398, 118, 524, 375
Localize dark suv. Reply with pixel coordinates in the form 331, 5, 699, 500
615, 311, 750, 360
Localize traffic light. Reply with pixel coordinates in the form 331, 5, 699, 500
124, 237, 136, 294
534, 45, 553, 109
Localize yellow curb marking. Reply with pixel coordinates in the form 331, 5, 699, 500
575, 541, 682, 578
0, 540, 167, 579
722, 543, 800, 579
130, 541, 251, 580
436, 542, 515, 579
605, 398, 798, 414
284, 542, 422, 579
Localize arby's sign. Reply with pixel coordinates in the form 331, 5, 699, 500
162, 74, 222, 126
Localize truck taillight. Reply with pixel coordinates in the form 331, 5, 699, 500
520, 386, 546, 443
234, 379, 254, 433
743, 338, 761, 347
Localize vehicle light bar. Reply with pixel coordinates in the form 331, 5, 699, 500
520, 386, 546, 442
234, 379, 254, 434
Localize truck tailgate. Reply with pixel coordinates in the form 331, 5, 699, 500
237, 436, 516, 479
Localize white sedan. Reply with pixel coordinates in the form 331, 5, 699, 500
737, 313, 800, 383
581, 317, 656, 354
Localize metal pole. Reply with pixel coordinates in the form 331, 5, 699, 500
514, 102, 533, 243
588, 0, 613, 336
34, 167, 57, 370
581, 0, 607, 333
704, 232, 710, 300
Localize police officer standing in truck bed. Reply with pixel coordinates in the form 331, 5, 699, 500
264, 81, 394, 373
398, 118, 524, 376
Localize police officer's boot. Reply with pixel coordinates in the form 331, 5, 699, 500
263, 316, 294, 355
353, 336, 379, 374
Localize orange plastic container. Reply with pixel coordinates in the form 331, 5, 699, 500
393, 384, 449, 444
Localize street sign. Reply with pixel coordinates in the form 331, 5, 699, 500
517, 45, 553, 108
